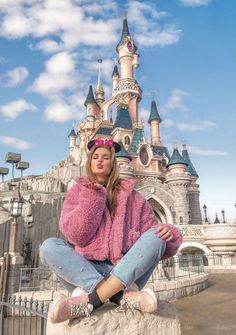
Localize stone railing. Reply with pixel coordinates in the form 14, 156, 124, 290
179, 224, 236, 239
179, 224, 236, 253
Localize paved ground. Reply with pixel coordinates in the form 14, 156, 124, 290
171, 273, 236, 335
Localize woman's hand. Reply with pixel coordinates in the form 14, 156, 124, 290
155, 226, 173, 242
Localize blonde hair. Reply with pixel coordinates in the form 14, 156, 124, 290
86, 145, 120, 217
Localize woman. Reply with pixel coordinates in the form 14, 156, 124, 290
39, 137, 182, 323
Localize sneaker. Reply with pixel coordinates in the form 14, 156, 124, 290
116, 288, 158, 314
49, 293, 93, 323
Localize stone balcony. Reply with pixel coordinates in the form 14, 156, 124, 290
179, 224, 236, 254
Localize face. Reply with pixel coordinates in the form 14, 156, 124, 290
91, 147, 113, 182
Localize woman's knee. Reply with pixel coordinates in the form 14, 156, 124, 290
39, 237, 61, 263
142, 228, 166, 256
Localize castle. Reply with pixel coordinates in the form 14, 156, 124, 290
65, 17, 202, 227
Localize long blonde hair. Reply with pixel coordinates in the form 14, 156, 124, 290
86, 145, 120, 217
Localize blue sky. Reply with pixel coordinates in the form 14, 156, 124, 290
0, 0, 235, 222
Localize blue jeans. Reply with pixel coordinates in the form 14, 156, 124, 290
39, 228, 166, 294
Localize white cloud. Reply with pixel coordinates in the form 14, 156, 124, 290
0, 67, 29, 87
30, 51, 77, 98
188, 145, 227, 156
127, 1, 182, 47
179, 0, 212, 7
162, 119, 174, 127
177, 120, 216, 131
0, 136, 35, 150
0, 99, 37, 119
44, 100, 80, 123
0, 56, 5, 63
34, 39, 62, 54
162, 89, 190, 114
0, 0, 181, 50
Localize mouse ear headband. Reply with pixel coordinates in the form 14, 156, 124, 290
87, 137, 121, 153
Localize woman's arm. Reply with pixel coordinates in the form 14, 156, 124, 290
59, 178, 107, 247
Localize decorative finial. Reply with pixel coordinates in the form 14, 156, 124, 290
150, 91, 156, 100
97, 59, 102, 85
123, 10, 128, 19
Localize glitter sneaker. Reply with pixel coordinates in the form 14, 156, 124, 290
49, 293, 93, 323
116, 288, 158, 314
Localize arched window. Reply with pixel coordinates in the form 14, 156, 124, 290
124, 136, 130, 145
179, 216, 183, 224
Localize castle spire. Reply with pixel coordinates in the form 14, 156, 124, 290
182, 144, 199, 178
167, 146, 188, 167
95, 59, 105, 104
148, 97, 162, 145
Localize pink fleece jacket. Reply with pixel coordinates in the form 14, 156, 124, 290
59, 176, 183, 265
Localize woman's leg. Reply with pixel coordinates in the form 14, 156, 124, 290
96, 228, 166, 302
39, 237, 105, 294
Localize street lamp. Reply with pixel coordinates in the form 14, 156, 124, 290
203, 204, 208, 223
8, 184, 23, 253
221, 209, 226, 223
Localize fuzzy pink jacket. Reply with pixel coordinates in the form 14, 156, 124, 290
59, 176, 183, 265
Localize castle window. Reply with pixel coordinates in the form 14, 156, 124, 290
179, 216, 183, 224
124, 136, 130, 145
162, 159, 166, 167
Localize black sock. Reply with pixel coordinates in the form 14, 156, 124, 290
109, 290, 124, 305
88, 290, 103, 310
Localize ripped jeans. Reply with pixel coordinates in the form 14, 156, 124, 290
39, 228, 166, 294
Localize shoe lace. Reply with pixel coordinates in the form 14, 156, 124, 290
115, 298, 140, 317
70, 303, 91, 318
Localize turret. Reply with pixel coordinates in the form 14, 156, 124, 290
68, 128, 77, 155
182, 144, 198, 178
148, 98, 162, 145
112, 64, 119, 91
166, 145, 191, 225
84, 85, 100, 118
167, 145, 188, 174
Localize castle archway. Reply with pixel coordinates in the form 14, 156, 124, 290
146, 195, 173, 225
178, 241, 212, 255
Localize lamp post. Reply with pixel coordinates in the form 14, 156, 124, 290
203, 204, 208, 223
221, 209, 226, 224
9, 186, 23, 253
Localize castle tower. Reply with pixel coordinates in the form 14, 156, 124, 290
68, 128, 77, 156
182, 144, 202, 225
84, 85, 100, 119
116, 141, 134, 179
112, 64, 119, 92
95, 59, 105, 105
114, 17, 142, 123
166, 146, 192, 224
148, 98, 162, 146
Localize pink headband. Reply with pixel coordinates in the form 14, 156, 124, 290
95, 138, 113, 147
87, 137, 121, 153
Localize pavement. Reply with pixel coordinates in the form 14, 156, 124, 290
171, 273, 236, 335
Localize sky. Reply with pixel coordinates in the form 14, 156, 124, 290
0, 0, 235, 223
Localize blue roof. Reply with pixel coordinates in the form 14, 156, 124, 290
152, 145, 170, 159
68, 129, 77, 137
95, 126, 113, 136
113, 106, 132, 130
84, 85, 97, 106
167, 147, 188, 167
129, 127, 144, 153
112, 65, 119, 77
182, 147, 199, 177
116, 141, 132, 161
116, 18, 137, 52
148, 100, 162, 123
